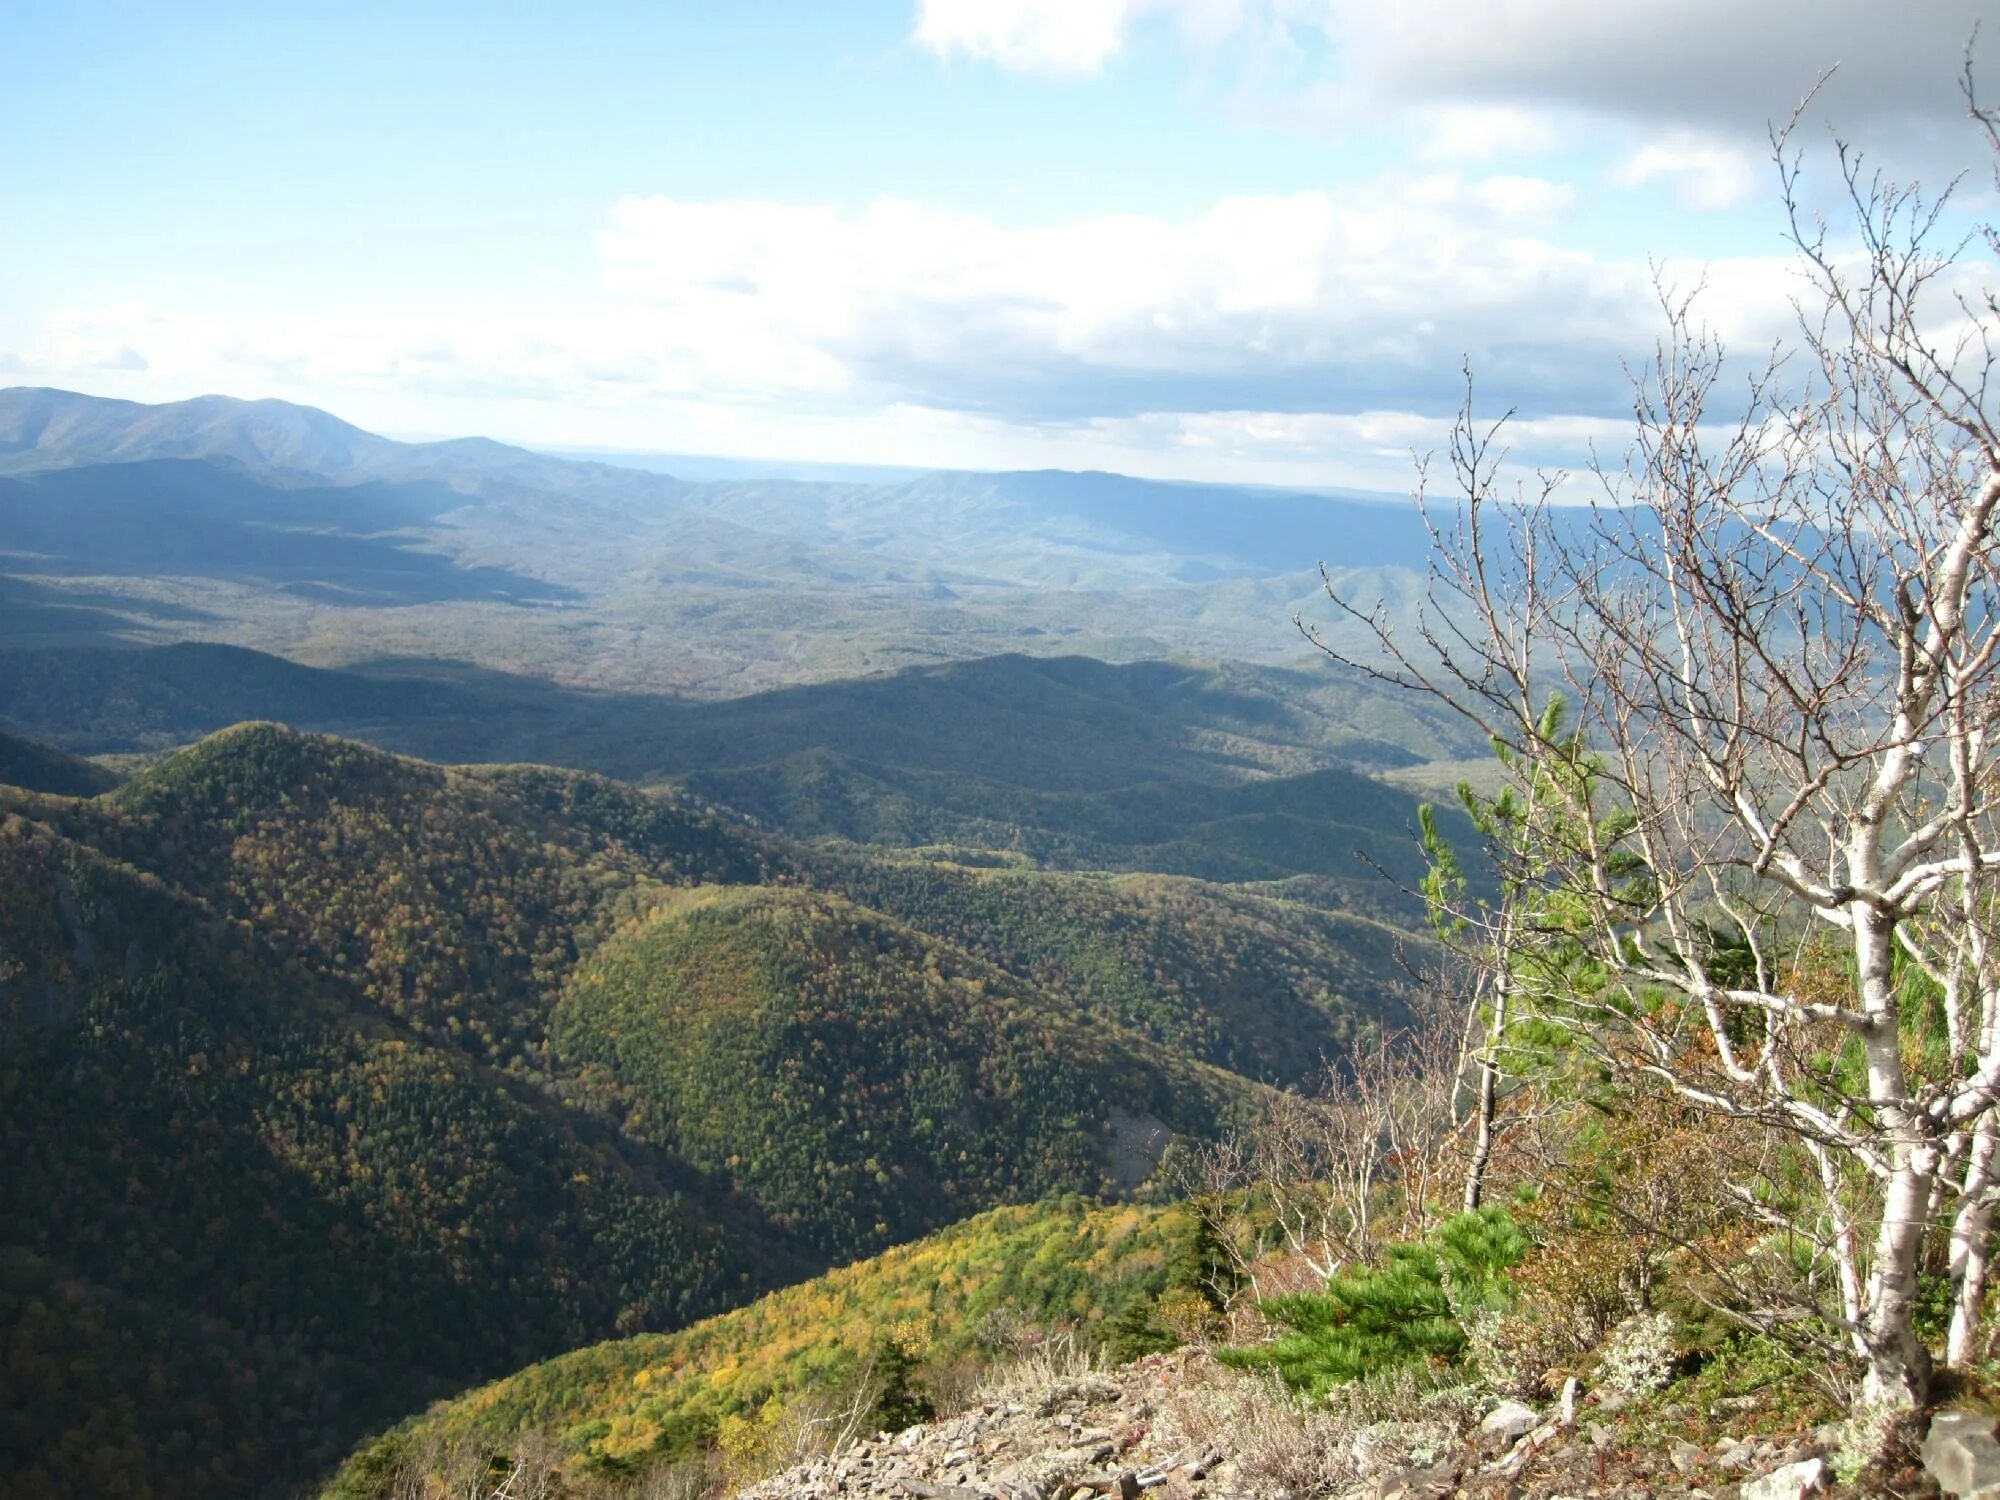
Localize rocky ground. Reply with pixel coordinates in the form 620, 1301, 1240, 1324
734, 1350, 1995, 1499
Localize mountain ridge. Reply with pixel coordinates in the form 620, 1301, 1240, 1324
0, 640, 1482, 775
0, 729, 119, 797
0, 385, 1443, 686
0, 641, 1483, 919
0, 387, 403, 478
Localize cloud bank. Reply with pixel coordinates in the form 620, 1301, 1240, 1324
913, 0, 1988, 131
914, 0, 1994, 208
591, 174, 1651, 422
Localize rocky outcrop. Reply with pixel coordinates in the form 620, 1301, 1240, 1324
1740, 1457, 1832, 1500
737, 1356, 1240, 1500
1925, 1410, 2000, 1499
736, 1350, 1863, 1500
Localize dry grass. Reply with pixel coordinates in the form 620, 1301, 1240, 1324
628, 1458, 711, 1500
1153, 1359, 1360, 1495
1148, 1354, 1484, 1498
972, 1326, 1106, 1405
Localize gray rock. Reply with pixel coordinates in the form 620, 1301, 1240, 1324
1350, 1422, 1402, 1473
1354, 1471, 1427, 1500
1740, 1457, 1831, 1500
1926, 1410, 2000, 1498
1713, 1440, 1754, 1470
1480, 1400, 1540, 1440
1669, 1439, 1703, 1474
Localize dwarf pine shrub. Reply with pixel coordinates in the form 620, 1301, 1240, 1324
1221, 1207, 1528, 1395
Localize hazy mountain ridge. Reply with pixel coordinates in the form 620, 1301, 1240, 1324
0, 387, 694, 506
0, 388, 1433, 688
0, 387, 402, 477
0, 389, 1421, 577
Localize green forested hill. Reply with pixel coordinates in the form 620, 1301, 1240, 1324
0, 729, 119, 796
0, 721, 1413, 1498
553, 885, 1244, 1258
0, 811, 799, 1500
23, 724, 769, 1067
327, 1197, 1209, 1497
809, 854, 1415, 1085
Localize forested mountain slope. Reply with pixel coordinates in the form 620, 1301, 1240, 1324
807, 853, 1413, 1086
325, 1198, 1211, 1498
554, 885, 1240, 1258
0, 644, 1484, 920
0, 729, 119, 796
0, 721, 1418, 1498
0, 809, 800, 1500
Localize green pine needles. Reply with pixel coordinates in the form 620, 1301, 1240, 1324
1222, 1208, 1528, 1395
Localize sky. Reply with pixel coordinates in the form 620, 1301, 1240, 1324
1, 0, 1994, 489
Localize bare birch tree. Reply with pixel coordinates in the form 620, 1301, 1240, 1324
1303, 87, 2000, 1414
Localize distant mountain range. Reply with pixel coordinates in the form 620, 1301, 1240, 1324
0, 386, 647, 496
0, 642, 1485, 904
0, 387, 1436, 691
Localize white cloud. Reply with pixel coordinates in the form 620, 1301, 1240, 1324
1310, 0, 1991, 133
593, 174, 1637, 419
1126, 407, 1630, 458
2, 168, 1840, 433
1415, 105, 1563, 164
911, 0, 1270, 74
1611, 132, 1762, 211
1471, 175, 1575, 220
39, 320, 154, 375
912, 0, 1138, 75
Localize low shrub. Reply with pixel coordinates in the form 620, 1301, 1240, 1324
1221, 1208, 1527, 1394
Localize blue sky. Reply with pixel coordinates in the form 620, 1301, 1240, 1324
2, 1, 1992, 486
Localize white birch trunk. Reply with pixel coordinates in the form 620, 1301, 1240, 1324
1948, 1119, 2000, 1366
